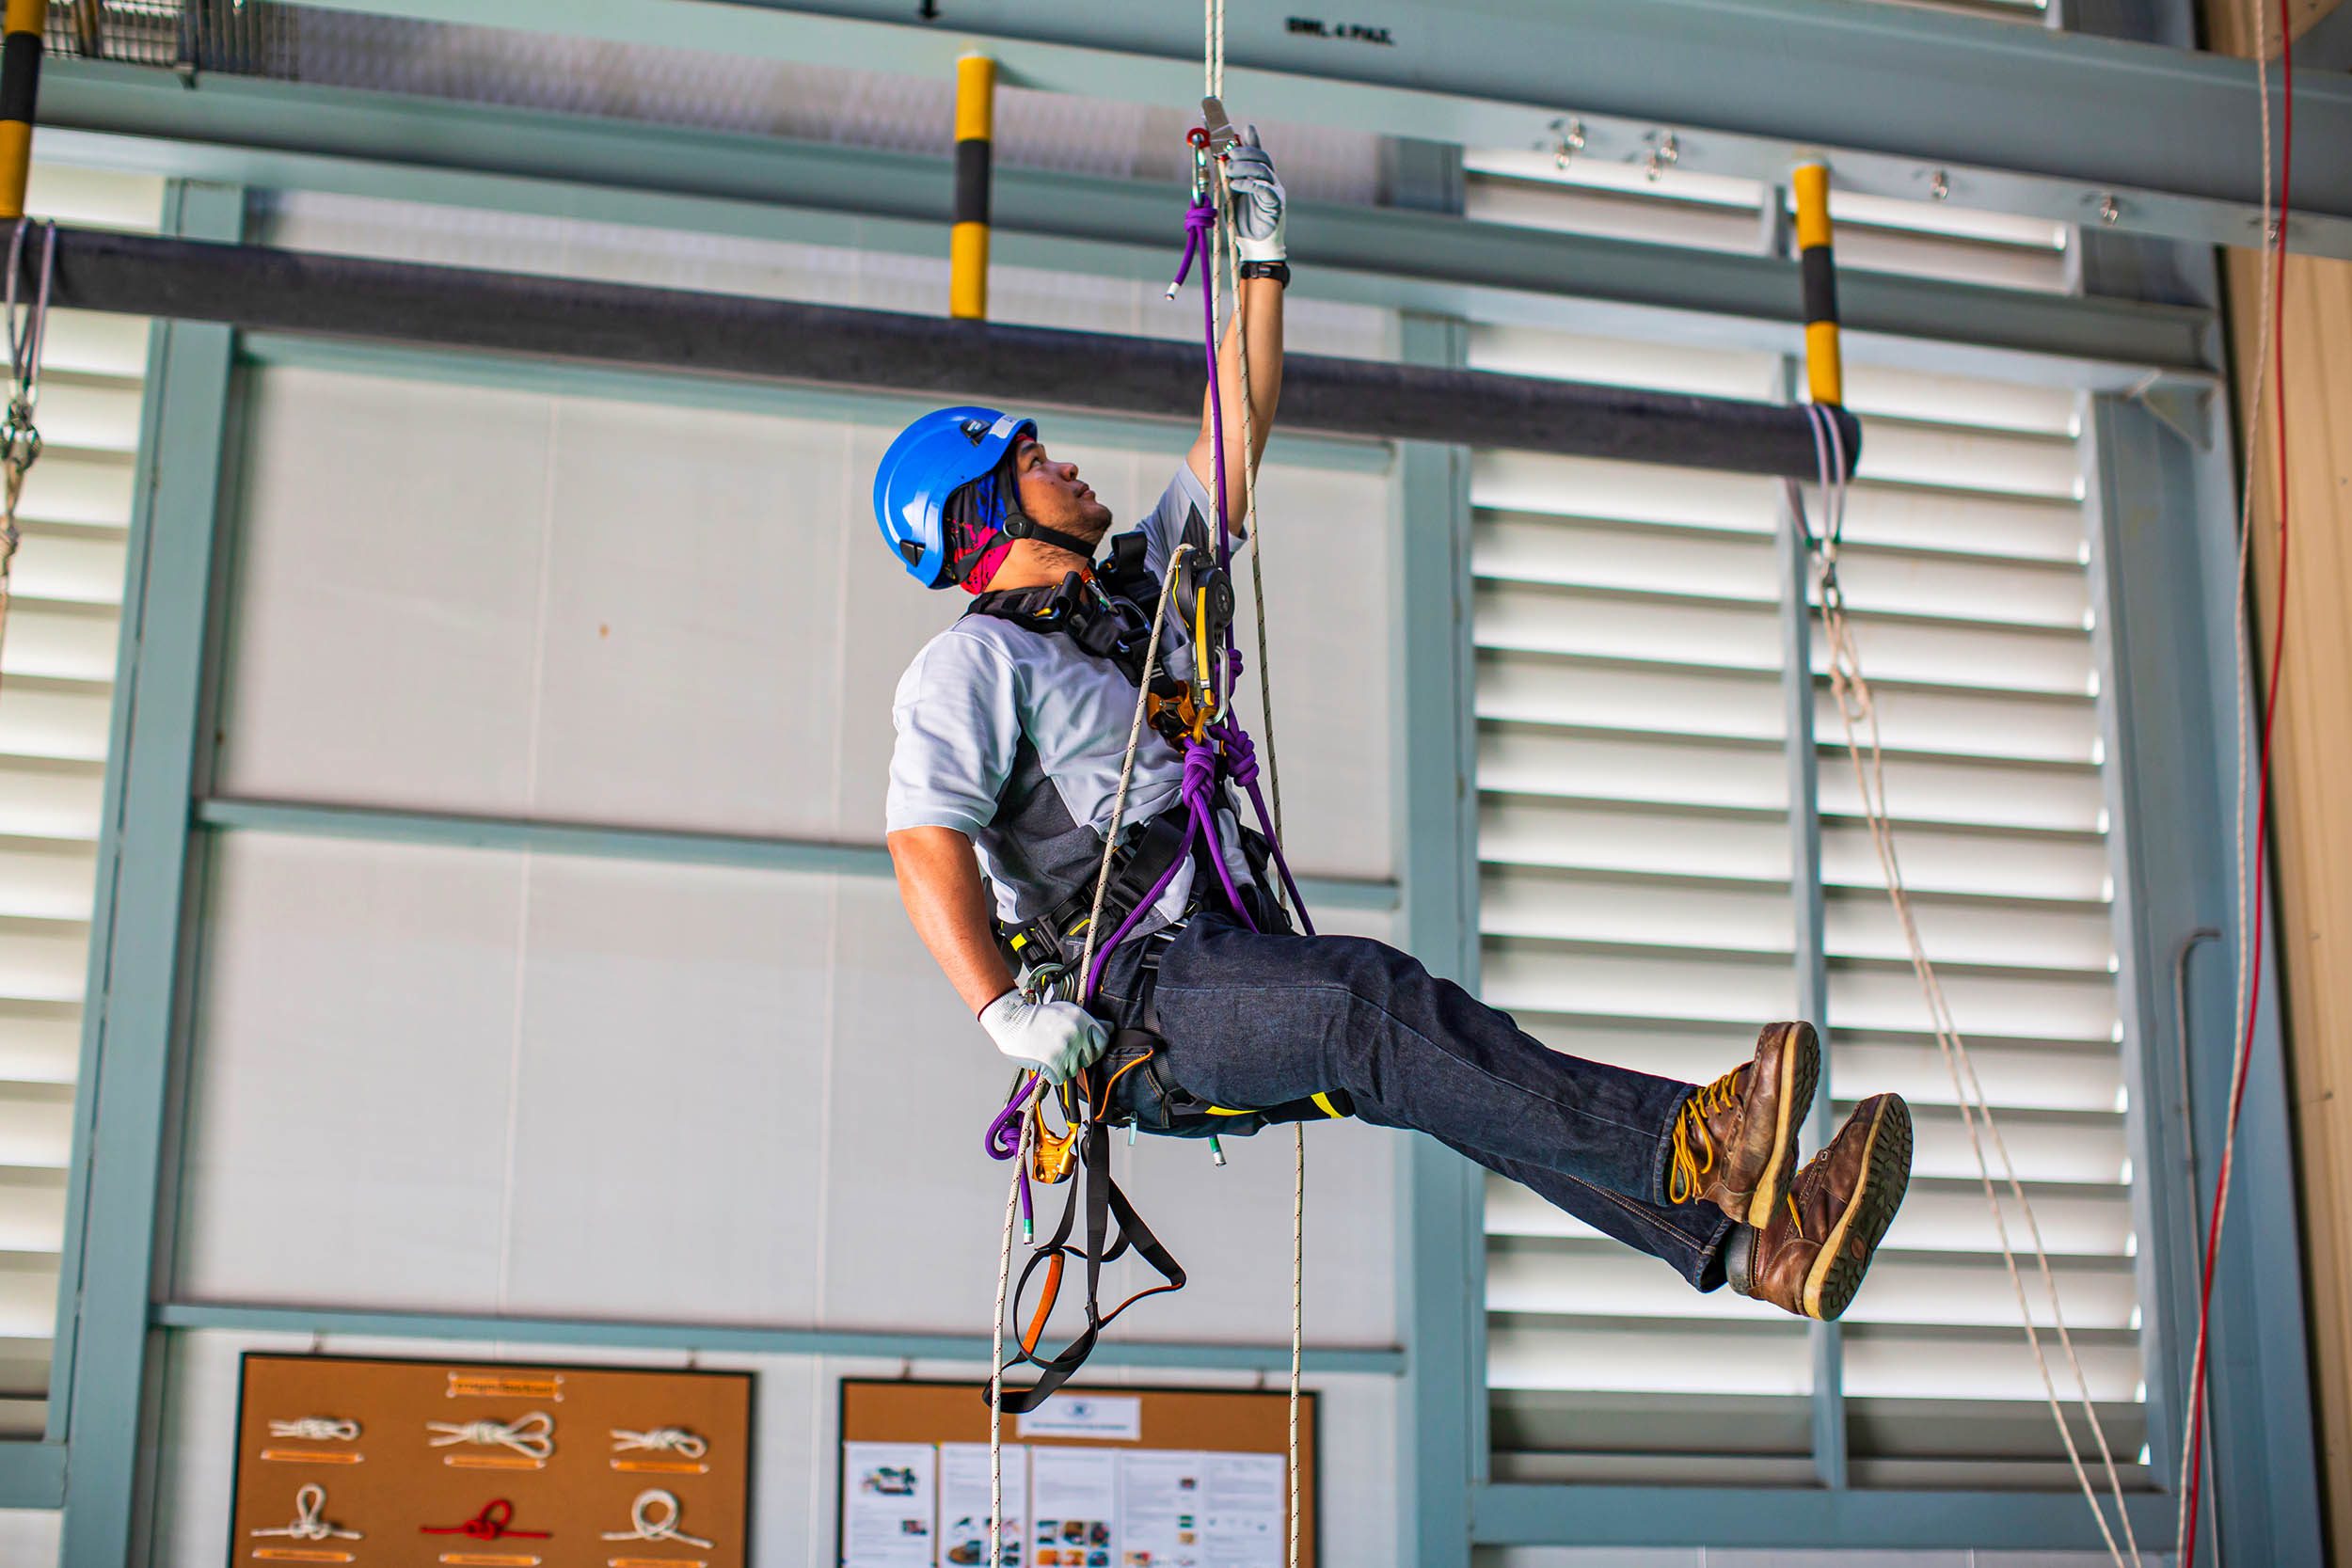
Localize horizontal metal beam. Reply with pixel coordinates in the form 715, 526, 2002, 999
195, 798, 1404, 913
155, 1301, 1407, 1375
45, 225, 1862, 475
1472, 1480, 2177, 1551
286, 0, 2352, 258
36, 61, 2216, 390
0, 1441, 67, 1508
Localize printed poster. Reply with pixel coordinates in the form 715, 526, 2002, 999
843, 1441, 937, 1567
1028, 1446, 1118, 1568
937, 1441, 1028, 1567
1115, 1449, 1204, 1567
1200, 1452, 1285, 1567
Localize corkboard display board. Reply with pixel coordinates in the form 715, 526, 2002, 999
228, 1353, 753, 1568
838, 1379, 1317, 1568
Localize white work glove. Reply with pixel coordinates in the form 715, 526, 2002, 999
1223, 126, 1286, 264
979, 990, 1110, 1086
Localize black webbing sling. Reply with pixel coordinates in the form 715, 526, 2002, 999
986, 1111, 1186, 1413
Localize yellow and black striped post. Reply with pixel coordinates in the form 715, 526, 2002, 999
1792, 162, 1842, 408
949, 52, 995, 321
0, 0, 43, 222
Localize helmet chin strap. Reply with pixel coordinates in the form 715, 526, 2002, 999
999, 512, 1099, 562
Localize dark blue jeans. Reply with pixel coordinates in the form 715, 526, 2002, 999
1096, 914, 1733, 1291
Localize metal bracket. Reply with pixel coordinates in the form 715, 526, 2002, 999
2132, 378, 2216, 450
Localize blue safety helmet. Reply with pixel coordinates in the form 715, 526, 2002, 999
872, 405, 1038, 589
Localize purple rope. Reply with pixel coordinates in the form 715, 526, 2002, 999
1211, 721, 1314, 937
1181, 739, 1258, 933
1082, 813, 1199, 1001
987, 1081, 1032, 1160
1172, 197, 1234, 569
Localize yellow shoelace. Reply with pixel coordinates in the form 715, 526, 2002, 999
1666, 1066, 1745, 1205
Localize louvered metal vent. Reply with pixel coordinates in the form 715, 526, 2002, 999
1466, 156, 2145, 1490
0, 162, 163, 1438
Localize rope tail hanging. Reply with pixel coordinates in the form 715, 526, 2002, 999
0, 217, 57, 704
1788, 408, 2142, 1568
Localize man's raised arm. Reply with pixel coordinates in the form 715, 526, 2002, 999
1188, 128, 1286, 512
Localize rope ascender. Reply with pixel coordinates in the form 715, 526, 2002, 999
0, 217, 57, 704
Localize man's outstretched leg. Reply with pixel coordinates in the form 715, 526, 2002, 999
1101, 913, 1912, 1320
1116, 914, 1814, 1219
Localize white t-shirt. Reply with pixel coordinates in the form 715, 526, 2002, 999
885, 462, 1251, 928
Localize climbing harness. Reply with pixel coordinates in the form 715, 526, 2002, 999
0, 217, 56, 704
1789, 403, 2142, 1568
984, 79, 1317, 1566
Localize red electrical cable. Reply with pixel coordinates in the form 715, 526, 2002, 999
2181, 8, 2293, 1562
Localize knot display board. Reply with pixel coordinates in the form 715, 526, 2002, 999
230, 1353, 753, 1568
838, 1379, 1316, 1568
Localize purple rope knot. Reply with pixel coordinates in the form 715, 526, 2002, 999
1169, 197, 1217, 293
1211, 721, 1260, 790
1180, 736, 1222, 813
986, 1090, 1026, 1161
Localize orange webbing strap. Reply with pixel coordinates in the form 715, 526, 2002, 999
1019, 1253, 1064, 1356
986, 1120, 1185, 1414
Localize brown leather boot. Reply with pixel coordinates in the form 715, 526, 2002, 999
1744, 1093, 1914, 1322
1666, 1022, 1820, 1227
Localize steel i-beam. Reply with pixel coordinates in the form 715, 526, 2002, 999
40, 225, 1862, 477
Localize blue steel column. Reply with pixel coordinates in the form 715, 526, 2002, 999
1775, 355, 1843, 1488
1389, 138, 1480, 1568
2085, 389, 2323, 1565
2074, 193, 2322, 1554
56, 178, 243, 1568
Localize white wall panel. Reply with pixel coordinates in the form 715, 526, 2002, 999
216, 369, 554, 813
500, 858, 835, 1323
192, 846, 1325, 1335
818, 876, 1043, 1334
178, 835, 524, 1307
1111, 1071, 1403, 1347
529, 401, 850, 838
1215, 462, 1394, 879
0, 1507, 60, 1566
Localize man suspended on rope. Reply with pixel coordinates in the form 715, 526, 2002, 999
877, 125, 1913, 1328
